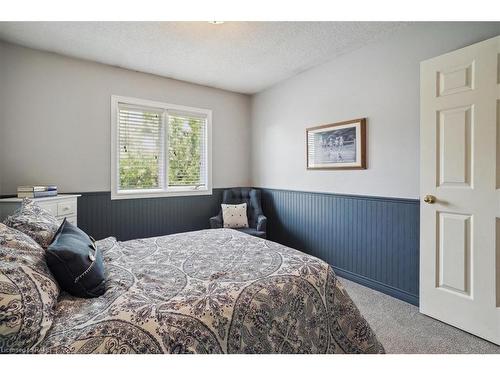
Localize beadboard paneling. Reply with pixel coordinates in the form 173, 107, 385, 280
260, 188, 420, 305
74, 187, 420, 305
77, 190, 223, 241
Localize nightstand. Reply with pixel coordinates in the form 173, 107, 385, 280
0, 194, 81, 225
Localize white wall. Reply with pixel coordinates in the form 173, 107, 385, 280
0, 42, 251, 195
3, 23, 500, 199
251, 22, 500, 199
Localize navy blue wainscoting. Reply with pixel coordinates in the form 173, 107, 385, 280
74, 187, 420, 305
259, 188, 420, 306
77, 189, 224, 241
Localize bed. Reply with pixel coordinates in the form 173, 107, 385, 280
35, 228, 384, 354
2, 224, 384, 354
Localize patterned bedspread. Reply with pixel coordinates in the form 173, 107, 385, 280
37, 229, 384, 354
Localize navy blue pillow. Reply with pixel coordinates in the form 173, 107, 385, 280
46, 218, 105, 298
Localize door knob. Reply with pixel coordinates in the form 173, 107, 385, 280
423, 195, 436, 204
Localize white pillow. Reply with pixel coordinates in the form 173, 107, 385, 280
222, 203, 249, 229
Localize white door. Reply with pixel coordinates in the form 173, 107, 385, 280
420, 35, 500, 345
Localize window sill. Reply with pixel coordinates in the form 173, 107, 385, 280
111, 188, 212, 200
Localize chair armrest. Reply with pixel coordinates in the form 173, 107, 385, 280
210, 214, 223, 229
256, 214, 267, 232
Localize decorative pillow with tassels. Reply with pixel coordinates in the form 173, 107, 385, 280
46, 218, 105, 298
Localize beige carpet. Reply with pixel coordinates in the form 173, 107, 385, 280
339, 277, 500, 354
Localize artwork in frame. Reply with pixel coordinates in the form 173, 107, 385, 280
306, 118, 367, 170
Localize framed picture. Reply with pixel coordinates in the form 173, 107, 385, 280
306, 118, 366, 170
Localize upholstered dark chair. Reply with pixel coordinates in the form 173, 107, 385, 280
210, 188, 267, 239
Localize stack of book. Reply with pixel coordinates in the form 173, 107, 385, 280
17, 185, 58, 198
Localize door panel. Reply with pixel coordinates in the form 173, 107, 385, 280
437, 212, 471, 296
496, 218, 500, 307
437, 106, 473, 187
437, 62, 474, 97
421, 35, 500, 345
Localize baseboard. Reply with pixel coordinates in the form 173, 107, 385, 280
332, 266, 419, 306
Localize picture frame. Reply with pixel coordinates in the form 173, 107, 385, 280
306, 118, 367, 170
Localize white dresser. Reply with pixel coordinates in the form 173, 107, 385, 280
0, 194, 81, 226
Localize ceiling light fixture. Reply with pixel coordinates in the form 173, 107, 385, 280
208, 21, 225, 25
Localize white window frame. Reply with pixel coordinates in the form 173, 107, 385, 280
111, 95, 212, 200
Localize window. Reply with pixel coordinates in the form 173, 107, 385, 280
111, 96, 212, 199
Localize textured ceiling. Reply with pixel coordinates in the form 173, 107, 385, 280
0, 22, 409, 94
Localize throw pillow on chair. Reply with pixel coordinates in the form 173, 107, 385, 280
221, 203, 249, 229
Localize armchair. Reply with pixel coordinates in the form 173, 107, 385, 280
210, 188, 267, 239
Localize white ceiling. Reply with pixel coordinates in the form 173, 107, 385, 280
0, 22, 408, 94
